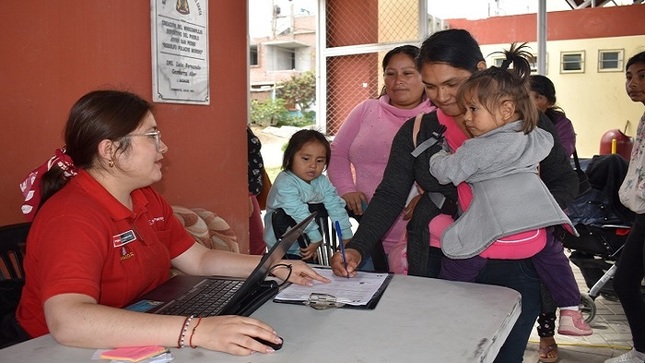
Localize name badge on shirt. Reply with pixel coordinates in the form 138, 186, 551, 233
113, 230, 137, 248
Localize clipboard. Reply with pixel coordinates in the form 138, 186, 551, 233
273, 268, 393, 310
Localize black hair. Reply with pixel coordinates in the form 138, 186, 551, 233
379, 45, 421, 97
457, 43, 538, 134
530, 75, 556, 105
40, 90, 152, 206
416, 29, 484, 72
626, 50, 645, 70
282, 129, 331, 171
530, 74, 565, 122
382, 45, 420, 72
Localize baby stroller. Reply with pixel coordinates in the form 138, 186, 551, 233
558, 154, 640, 323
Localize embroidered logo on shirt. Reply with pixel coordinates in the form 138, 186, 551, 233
120, 246, 135, 261
113, 230, 137, 248
149, 216, 164, 225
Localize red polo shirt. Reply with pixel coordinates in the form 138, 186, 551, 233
17, 170, 194, 338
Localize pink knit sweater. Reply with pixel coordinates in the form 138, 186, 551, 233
328, 95, 435, 253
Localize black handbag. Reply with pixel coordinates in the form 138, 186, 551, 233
573, 149, 591, 196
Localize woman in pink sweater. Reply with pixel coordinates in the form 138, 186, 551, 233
327, 45, 435, 262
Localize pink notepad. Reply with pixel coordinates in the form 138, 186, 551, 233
100, 346, 167, 362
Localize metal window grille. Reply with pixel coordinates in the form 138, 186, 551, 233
318, 0, 430, 135
598, 49, 624, 72
561, 51, 585, 73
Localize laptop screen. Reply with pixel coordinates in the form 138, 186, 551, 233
126, 212, 317, 317
219, 212, 316, 315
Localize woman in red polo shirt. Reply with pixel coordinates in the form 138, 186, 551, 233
9, 90, 328, 355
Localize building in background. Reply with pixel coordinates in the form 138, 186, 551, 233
248, 0, 645, 157
249, 0, 316, 106
318, 0, 644, 157
446, 5, 644, 158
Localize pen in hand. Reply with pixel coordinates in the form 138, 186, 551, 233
334, 221, 350, 279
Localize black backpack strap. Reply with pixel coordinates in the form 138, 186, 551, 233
410, 113, 447, 158
408, 113, 455, 216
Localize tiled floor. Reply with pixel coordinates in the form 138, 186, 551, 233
523, 261, 635, 363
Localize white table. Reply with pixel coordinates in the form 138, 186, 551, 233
0, 274, 521, 362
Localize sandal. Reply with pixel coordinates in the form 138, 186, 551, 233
538, 343, 559, 363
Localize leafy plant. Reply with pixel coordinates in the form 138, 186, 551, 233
250, 98, 290, 127
275, 71, 316, 112
250, 71, 316, 127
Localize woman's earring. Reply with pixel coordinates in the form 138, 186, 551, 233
108, 160, 114, 168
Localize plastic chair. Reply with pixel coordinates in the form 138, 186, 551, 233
271, 205, 388, 272
0, 222, 30, 280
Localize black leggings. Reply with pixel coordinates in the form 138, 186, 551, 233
613, 212, 645, 352
537, 283, 557, 337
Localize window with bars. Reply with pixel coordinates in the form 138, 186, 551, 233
561, 51, 585, 73
598, 49, 624, 72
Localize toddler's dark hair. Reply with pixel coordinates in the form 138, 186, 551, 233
457, 43, 538, 134
282, 129, 331, 171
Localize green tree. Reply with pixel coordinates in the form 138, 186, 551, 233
250, 98, 290, 127
275, 71, 316, 112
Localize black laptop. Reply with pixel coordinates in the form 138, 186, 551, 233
125, 213, 316, 317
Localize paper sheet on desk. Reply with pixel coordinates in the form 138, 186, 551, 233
274, 268, 389, 306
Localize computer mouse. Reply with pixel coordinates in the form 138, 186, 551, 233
253, 336, 283, 351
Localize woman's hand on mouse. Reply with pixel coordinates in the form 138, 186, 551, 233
189, 315, 282, 355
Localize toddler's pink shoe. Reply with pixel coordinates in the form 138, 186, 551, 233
558, 310, 592, 336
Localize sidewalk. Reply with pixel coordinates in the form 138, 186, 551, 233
253, 125, 304, 169
523, 262, 634, 362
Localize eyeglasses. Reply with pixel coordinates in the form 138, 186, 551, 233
130, 129, 162, 150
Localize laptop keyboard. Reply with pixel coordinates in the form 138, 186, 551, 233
160, 279, 243, 317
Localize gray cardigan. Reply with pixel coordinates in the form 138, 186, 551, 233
346, 111, 578, 276
430, 121, 577, 259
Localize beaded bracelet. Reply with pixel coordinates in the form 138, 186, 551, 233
177, 315, 194, 349
189, 316, 203, 349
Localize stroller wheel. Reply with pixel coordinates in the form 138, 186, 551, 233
579, 294, 596, 323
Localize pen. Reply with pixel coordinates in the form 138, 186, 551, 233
334, 221, 349, 279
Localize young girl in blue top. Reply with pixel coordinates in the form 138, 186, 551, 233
263, 129, 353, 261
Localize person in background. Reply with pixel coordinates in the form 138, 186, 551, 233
264, 129, 353, 261
327, 45, 435, 269
331, 29, 578, 362
247, 126, 267, 255
610, 50, 645, 363
9, 90, 328, 354
530, 74, 578, 362
530, 74, 576, 158
429, 44, 591, 337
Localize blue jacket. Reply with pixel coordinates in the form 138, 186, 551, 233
263, 170, 353, 256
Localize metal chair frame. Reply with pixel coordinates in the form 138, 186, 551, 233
271, 206, 388, 272
0, 222, 31, 280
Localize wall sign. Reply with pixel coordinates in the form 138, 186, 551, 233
151, 0, 209, 104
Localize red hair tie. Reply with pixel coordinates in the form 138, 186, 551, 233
19, 147, 79, 221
